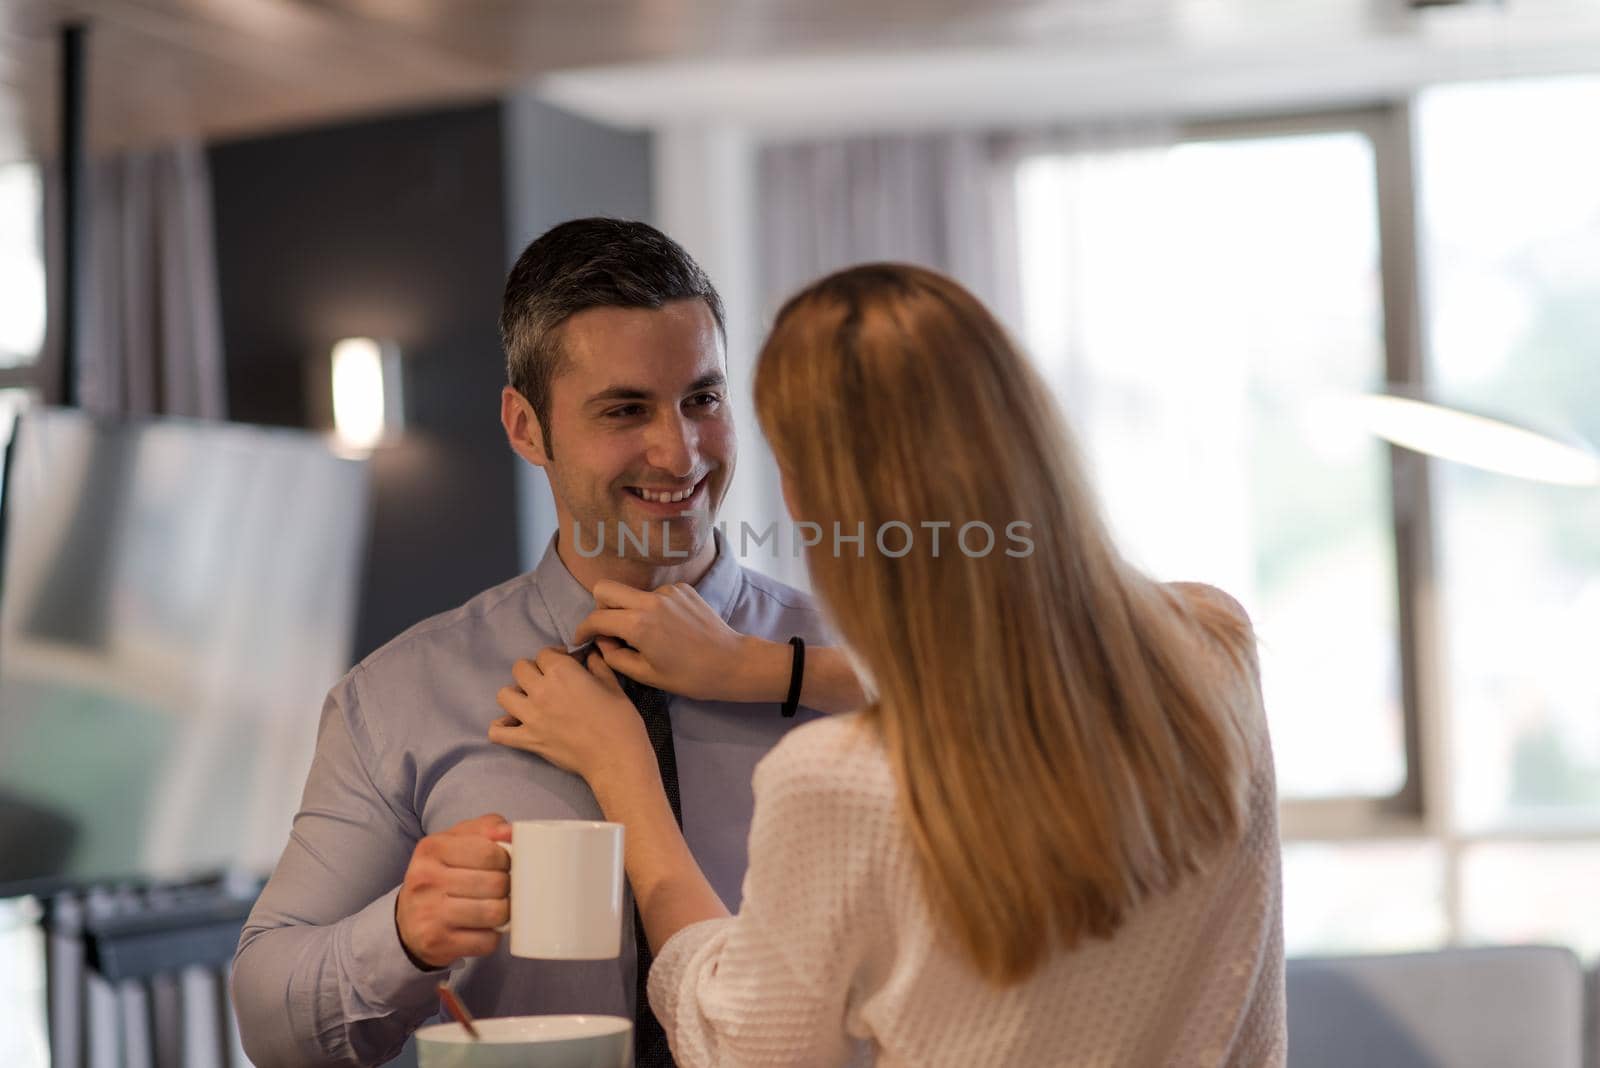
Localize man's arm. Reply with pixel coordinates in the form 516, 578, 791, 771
232, 673, 445, 1067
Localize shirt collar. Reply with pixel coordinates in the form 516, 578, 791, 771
531, 527, 743, 647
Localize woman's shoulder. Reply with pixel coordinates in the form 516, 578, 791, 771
1166, 581, 1252, 632
754, 713, 897, 810
762, 712, 891, 777
1164, 581, 1273, 756
1164, 582, 1260, 671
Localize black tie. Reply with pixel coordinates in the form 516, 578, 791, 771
619, 674, 680, 1068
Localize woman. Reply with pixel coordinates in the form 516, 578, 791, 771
490, 264, 1285, 1066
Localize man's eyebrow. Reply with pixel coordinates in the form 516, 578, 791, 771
586, 385, 652, 405
585, 373, 726, 407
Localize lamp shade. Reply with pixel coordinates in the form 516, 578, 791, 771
1354, 392, 1600, 487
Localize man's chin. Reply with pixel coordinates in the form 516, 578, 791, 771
655, 515, 713, 562
588, 513, 715, 562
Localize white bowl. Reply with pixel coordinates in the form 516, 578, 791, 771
415, 1015, 633, 1068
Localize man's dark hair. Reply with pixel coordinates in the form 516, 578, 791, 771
500, 218, 726, 455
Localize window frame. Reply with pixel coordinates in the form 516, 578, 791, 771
1174, 99, 1600, 950
1177, 105, 1443, 842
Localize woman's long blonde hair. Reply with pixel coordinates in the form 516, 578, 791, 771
754, 264, 1259, 985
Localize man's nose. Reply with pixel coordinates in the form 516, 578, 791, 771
644, 411, 697, 478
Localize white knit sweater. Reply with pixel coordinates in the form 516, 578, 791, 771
649, 703, 1286, 1067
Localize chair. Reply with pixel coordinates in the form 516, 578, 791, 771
1286, 946, 1585, 1068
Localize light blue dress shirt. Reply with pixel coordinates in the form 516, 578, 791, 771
232, 533, 828, 1066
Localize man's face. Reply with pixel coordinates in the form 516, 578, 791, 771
510, 299, 735, 566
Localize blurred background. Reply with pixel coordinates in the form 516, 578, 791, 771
2, 1, 1599, 1065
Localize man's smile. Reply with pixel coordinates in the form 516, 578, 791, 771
622, 474, 710, 512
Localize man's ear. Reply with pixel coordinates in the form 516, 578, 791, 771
501, 386, 550, 469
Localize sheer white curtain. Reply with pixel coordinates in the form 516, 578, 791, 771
73, 141, 227, 420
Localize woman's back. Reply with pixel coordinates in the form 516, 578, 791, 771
648, 261, 1292, 1064
650, 585, 1285, 1067
858, 692, 1281, 1065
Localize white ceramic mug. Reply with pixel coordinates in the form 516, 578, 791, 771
497, 820, 624, 959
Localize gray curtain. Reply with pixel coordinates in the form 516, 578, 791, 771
757, 132, 1023, 334
77, 142, 227, 420
746, 132, 1020, 586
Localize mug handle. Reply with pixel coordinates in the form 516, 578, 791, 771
495, 841, 513, 934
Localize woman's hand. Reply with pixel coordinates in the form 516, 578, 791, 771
574, 581, 787, 703
489, 646, 654, 786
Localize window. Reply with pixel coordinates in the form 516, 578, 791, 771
1015, 116, 1405, 810
1282, 840, 1446, 955
1417, 75, 1600, 955
0, 161, 47, 1068
0, 162, 46, 370
1016, 78, 1600, 957
0, 160, 49, 433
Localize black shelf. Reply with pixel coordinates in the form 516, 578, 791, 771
82, 893, 257, 982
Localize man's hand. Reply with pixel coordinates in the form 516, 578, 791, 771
574, 581, 774, 702
395, 813, 512, 969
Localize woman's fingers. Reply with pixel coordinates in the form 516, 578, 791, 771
592, 580, 653, 610
585, 648, 620, 685
489, 710, 541, 739
533, 646, 575, 675
510, 658, 541, 692
488, 721, 551, 762
574, 607, 641, 646
489, 637, 660, 780
487, 720, 521, 746
488, 714, 584, 775
596, 639, 651, 682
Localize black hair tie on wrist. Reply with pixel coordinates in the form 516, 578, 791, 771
781, 636, 805, 718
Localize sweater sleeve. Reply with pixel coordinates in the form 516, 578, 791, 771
647, 721, 887, 1067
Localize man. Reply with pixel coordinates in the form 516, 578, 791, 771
232, 219, 830, 1066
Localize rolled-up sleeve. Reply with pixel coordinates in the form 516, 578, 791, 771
232, 669, 444, 1066
648, 732, 885, 1067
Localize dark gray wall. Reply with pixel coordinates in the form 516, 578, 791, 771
209, 101, 520, 662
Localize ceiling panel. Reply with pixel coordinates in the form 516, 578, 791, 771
0, 0, 1073, 161
0, 0, 1595, 163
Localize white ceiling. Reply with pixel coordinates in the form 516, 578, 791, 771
541, 0, 1600, 136
0, 0, 1597, 163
